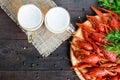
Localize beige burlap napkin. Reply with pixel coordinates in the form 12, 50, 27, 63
0, 0, 74, 57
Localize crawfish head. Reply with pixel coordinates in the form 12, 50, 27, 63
89, 33, 109, 45
82, 54, 101, 65
79, 42, 93, 51
103, 50, 118, 63
87, 16, 106, 33
87, 67, 107, 78
87, 67, 116, 79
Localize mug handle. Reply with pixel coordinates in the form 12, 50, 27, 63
66, 24, 75, 34
27, 32, 34, 43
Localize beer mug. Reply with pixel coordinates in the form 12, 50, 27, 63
17, 4, 44, 43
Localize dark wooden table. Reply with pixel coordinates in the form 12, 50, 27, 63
0, 0, 98, 80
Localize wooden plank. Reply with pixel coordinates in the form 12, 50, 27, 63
53, 0, 99, 19
0, 40, 70, 57
0, 8, 26, 40
0, 40, 36, 68
0, 71, 79, 80
0, 56, 71, 70
0, 40, 71, 70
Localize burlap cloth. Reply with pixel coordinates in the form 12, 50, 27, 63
0, 0, 74, 57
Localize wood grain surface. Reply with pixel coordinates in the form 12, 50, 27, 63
0, 0, 98, 80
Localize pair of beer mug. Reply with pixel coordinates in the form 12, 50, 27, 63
17, 4, 74, 43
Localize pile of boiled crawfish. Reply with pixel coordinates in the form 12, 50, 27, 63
71, 6, 120, 80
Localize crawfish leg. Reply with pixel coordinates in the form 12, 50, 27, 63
90, 5, 107, 24
100, 8, 119, 20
